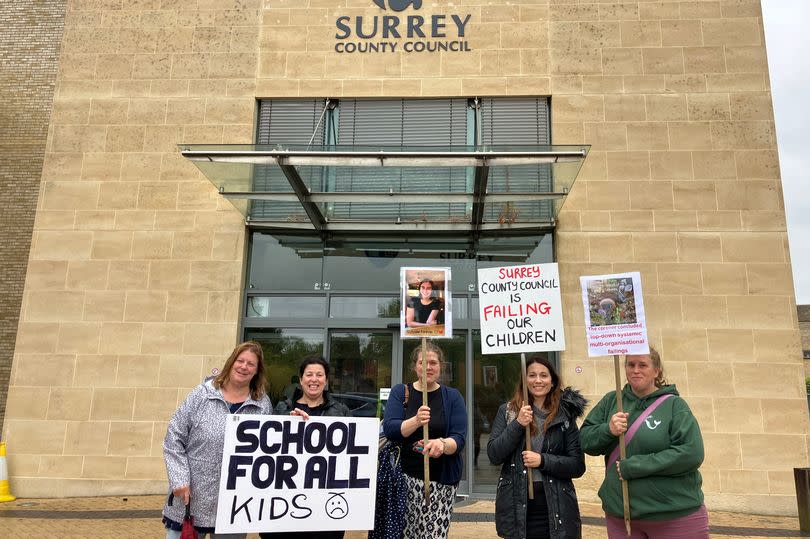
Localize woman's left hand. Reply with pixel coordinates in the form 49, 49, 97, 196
290, 408, 310, 421
522, 450, 542, 468
414, 439, 445, 458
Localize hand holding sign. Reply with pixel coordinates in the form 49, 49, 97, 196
516, 404, 533, 427
609, 412, 629, 436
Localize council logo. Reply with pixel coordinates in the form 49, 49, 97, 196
372, 0, 422, 11
335, 0, 472, 54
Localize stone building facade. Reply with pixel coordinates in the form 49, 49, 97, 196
1, 0, 806, 516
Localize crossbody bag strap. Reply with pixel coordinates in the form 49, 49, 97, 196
606, 393, 674, 471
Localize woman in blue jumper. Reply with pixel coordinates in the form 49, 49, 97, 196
382, 342, 467, 539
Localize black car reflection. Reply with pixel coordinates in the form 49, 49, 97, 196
331, 393, 382, 418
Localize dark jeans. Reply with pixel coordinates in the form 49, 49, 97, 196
526, 481, 550, 539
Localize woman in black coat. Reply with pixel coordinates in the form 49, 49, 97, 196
487, 356, 587, 539
260, 356, 349, 539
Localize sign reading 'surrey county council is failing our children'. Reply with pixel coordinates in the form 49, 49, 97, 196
477, 263, 565, 354
215, 415, 379, 534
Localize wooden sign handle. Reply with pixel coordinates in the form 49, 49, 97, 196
422, 336, 430, 504
614, 354, 631, 537
521, 353, 534, 500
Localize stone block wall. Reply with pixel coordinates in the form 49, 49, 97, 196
3, 0, 255, 497
0, 0, 69, 434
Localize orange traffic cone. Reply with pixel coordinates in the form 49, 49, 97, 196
0, 442, 16, 502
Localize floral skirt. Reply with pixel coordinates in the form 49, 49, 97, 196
403, 475, 457, 539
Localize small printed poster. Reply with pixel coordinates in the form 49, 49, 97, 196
580, 272, 649, 357
215, 415, 379, 534
477, 263, 565, 354
400, 267, 452, 339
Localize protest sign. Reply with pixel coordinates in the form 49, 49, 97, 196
580, 271, 649, 357
215, 415, 379, 534
400, 267, 452, 339
477, 263, 565, 354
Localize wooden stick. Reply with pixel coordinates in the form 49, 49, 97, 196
614, 354, 631, 537
521, 353, 534, 500
422, 336, 430, 504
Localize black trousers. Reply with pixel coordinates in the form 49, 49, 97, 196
526, 481, 550, 539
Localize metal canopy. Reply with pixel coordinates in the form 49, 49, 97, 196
179, 144, 589, 236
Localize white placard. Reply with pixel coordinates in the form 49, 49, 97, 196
580, 272, 649, 357
477, 263, 566, 354
400, 267, 452, 339
215, 415, 379, 534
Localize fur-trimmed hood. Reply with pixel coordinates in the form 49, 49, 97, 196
559, 386, 588, 420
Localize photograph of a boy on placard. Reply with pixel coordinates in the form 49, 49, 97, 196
400, 267, 452, 338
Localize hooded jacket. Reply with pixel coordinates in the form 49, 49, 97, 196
162, 377, 272, 528
274, 387, 351, 417
580, 384, 704, 521
487, 388, 588, 539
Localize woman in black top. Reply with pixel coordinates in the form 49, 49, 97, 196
259, 356, 350, 539
406, 278, 442, 327
381, 342, 467, 539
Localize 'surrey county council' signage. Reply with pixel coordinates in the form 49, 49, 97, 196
215, 415, 379, 534
477, 263, 566, 354
334, 0, 473, 54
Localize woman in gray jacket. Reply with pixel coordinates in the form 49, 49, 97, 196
162, 341, 273, 539
487, 356, 586, 539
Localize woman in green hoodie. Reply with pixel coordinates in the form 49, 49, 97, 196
580, 348, 708, 538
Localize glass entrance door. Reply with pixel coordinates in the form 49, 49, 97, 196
328, 330, 397, 418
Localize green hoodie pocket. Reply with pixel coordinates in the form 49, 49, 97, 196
630, 473, 702, 519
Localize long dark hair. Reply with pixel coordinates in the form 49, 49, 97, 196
507, 356, 562, 437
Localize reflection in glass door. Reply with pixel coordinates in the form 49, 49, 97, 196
329, 331, 395, 418
245, 328, 325, 407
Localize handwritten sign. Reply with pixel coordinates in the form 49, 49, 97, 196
580, 272, 649, 356
477, 263, 566, 354
215, 415, 379, 534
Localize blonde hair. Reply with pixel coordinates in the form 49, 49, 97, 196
213, 341, 267, 400
648, 346, 669, 388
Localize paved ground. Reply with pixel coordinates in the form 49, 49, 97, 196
0, 495, 807, 538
